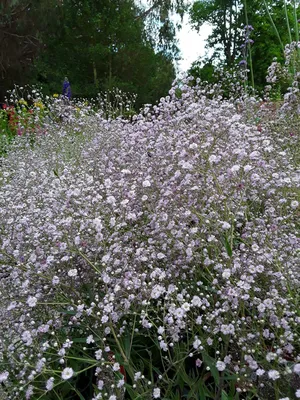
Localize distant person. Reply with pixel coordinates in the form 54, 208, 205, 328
0, 102, 9, 122
62, 77, 72, 100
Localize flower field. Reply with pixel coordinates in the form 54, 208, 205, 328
0, 74, 299, 400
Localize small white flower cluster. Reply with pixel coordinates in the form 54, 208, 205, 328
0, 75, 299, 399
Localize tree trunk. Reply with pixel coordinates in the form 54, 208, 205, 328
93, 61, 99, 89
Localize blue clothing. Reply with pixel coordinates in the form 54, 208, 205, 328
62, 81, 72, 99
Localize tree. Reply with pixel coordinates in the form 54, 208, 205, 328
245, 0, 300, 89
190, 0, 244, 67
29, 0, 176, 107
189, 0, 300, 91
0, 0, 177, 107
0, 0, 65, 101
136, 0, 188, 57
0, 0, 39, 100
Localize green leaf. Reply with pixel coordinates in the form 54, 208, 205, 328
222, 391, 229, 400
58, 309, 76, 315
124, 384, 138, 399
198, 383, 215, 399
223, 235, 233, 257
71, 338, 89, 343
202, 352, 219, 385
121, 331, 132, 359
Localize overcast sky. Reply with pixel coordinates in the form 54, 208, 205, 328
136, 0, 212, 72
175, 15, 212, 72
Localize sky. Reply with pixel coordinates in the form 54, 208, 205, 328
136, 0, 213, 72
175, 15, 212, 72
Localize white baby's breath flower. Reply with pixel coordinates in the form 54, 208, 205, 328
251, 243, 259, 252
291, 200, 299, 209
257, 303, 265, 313
216, 361, 226, 371
222, 269, 231, 279
249, 151, 260, 159
46, 255, 55, 264
243, 164, 253, 172
112, 362, 120, 371
134, 371, 142, 381
46, 377, 54, 390
182, 161, 193, 170
182, 302, 190, 312
293, 363, 300, 375
220, 221, 231, 230
0, 371, 9, 383
106, 195, 116, 205
191, 296, 202, 307
157, 326, 165, 335
151, 284, 165, 299
256, 368, 265, 376
193, 338, 202, 349
68, 268, 78, 277
104, 178, 112, 188
195, 358, 202, 367
86, 335, 94, 344
266, 352, 277, 362
97, 380, 104, 390
7, 301, 17, 311
61, 367, 74, 380
102, 254, 110, 263
157, 252, 165, 259
231, 164, 240, 172
27, 296, 38, 307
142, 179, 151, 187
153, 388, 161, 398
117, 379, 125, 388
268, 369, 280, 380
93, 217, 103, 231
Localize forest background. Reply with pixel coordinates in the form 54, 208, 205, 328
0, 0, 299, 108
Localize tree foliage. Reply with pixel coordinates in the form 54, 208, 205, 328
246, 0, 300, 89
190, 0, 244, 67
189, 0, 300, 91
0, 0, 40, 97
136, 0, 188, 56
0, 0, 177, 107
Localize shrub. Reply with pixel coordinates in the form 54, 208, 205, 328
0, 77, 299, 400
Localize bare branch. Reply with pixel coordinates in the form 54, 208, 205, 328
136, 0, 162, 20
10, 2, 32, 18
0, 29, 38, 44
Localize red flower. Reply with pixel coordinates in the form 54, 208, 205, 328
107, 351, 127, 381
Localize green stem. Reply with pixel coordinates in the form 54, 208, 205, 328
262, 0, 285, 54
248, 44, 255, 90
64, 356, 98, 364
284, 0, 292, 44
109, 322, 129, 364
293, 0, 300, 57
284, 0, 296, 75
38, 302, 70, 305
77, 250, 101, 274
243, 0, 255, 89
